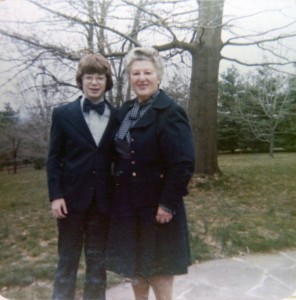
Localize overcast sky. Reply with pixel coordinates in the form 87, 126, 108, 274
221, 0, 296, 71
0, 0, 296, 109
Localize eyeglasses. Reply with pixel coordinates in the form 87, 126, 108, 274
83, 75, 107, 83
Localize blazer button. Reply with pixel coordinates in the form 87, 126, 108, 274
131, 150, 135, 154
131, 138, 135, 142
132, 172, 137, 177
131, 161, 136, 165
92, 170, 96, 174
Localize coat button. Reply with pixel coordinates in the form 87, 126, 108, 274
92, 170, 96, 174
132, 172, 137, 177
131, 138, 135, 142
131, 150, 135, 154
131, 161, 136, 165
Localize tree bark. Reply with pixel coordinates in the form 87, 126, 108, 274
188, 0, 224, 174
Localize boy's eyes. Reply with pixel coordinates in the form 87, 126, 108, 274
83, 75, 106, 82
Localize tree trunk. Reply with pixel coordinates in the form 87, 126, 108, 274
188, 0, 224, 175
269, 131, 275, 158
12, 149, 17, 174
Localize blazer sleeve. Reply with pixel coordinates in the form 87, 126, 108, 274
157, 103, 195, 211
46, 107, 65, 201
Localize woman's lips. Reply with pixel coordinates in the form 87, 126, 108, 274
137, 85, 148, 89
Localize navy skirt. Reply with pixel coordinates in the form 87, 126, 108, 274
106, 159, 191, 278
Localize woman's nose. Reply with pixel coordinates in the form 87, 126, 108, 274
138, 72, 146, 80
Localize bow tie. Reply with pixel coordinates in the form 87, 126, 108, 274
83, 99, 105, 115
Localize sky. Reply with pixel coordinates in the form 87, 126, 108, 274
0, 0, 296, 110
221, 0, 296, 72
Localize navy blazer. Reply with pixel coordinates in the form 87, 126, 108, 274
113, 90, 195, 213
47, 96, 118, 214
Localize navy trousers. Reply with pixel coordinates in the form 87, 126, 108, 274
52, 205, 109, 300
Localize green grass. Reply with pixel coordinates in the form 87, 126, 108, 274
187, 153, 296, 262
1, 153, 296, 299
0, 168, 57, 299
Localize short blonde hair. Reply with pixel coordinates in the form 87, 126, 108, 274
124, 47, 163, 81
76, 53, 113, 91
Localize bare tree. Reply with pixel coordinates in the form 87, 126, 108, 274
20, 68, 67, 158
236, 68, 292, 157
1, 0, 296, 174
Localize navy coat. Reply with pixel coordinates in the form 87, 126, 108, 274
112, 90, 195, 215
47, 96, 118, 214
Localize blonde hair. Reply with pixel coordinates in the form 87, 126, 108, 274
124, 47, 163, 81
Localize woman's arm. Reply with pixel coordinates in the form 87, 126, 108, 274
157, 103, 195, 212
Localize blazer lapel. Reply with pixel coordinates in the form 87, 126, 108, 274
64, 97, 97, 146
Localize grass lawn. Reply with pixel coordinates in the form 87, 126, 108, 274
1, 153, 296, 299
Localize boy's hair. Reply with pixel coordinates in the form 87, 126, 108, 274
76, 54, 113, 91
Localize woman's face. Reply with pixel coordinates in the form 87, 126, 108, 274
129, 60, 160, 102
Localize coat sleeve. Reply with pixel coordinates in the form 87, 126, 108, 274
157, 103, 195, 212
46, 107, 65, 201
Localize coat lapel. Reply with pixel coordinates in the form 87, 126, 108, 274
131, 109, 156, 129
131, 90, 172, 129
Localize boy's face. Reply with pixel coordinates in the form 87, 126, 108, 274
82, 73, 107, 102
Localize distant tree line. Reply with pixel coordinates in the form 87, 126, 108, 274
0, 66, 295, 173
218, 66, 296, 157
0, 103, 48, 173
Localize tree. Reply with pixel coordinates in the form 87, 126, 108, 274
1, 0, 296, 174
187, 0, 224, 174
19, 70, 65, 166
218, 66, 243, 153
236, 68, 293, 157
0, 103, 23, 173
278, 74, 296, 151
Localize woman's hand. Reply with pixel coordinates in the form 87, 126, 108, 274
155, 206, 173, 224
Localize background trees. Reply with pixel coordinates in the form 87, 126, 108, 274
218, 66, 243, 153
218, 66, 296, 155
237, 68, 293, 157
0, 0, 295, 174
0, 104, 23, 173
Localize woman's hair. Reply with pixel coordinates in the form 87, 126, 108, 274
124, 47, 163, 81
76, 53, 113, 91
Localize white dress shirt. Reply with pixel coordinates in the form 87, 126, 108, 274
81, 96, 110, 146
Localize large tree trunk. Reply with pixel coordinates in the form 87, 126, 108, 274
188, 0, 224, 175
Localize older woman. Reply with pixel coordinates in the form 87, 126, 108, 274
107, 47, 195, 300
